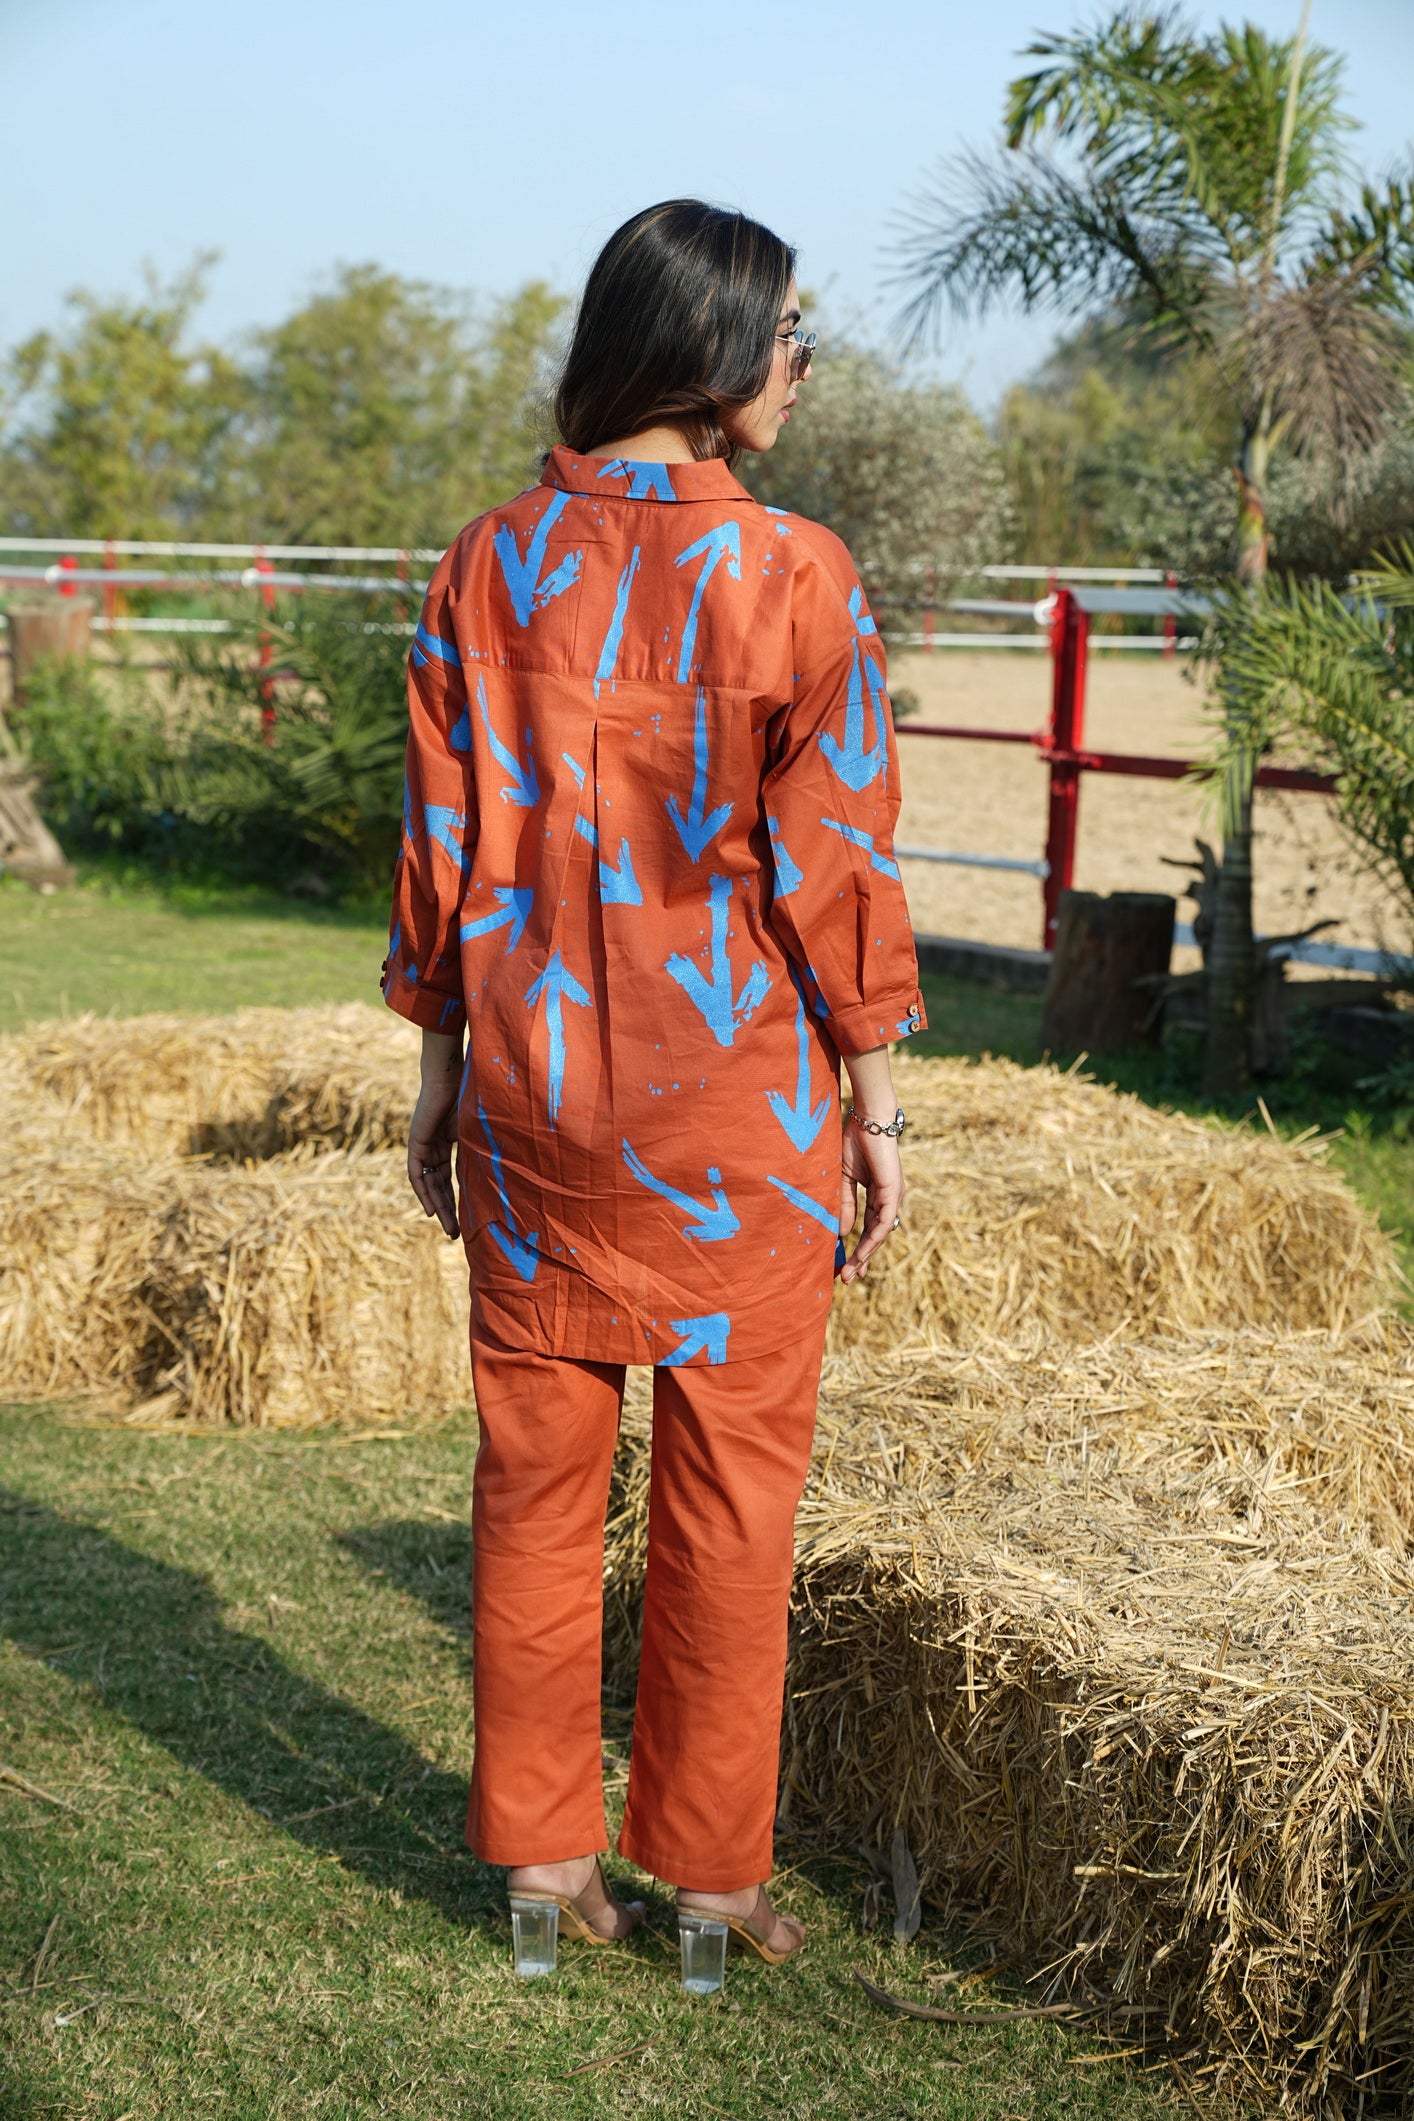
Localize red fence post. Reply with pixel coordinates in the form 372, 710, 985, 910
103, 539, 118, 623
1163, 568, 1177, 657
57, 553, 77, 597
1042, 587, 1089, 950
255, 550, 277, 744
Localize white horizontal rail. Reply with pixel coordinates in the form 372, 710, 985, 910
1174, 921, 1414, 977
94, 615, 233, 634
897, 843, 1050, 879
979, 563, 1169, 583
900, 632, 1197, 651
0, 562, 422, 594
0, 535, 441, 563
0, 534, 1176, 580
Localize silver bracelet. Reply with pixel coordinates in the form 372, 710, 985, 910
847, 1105, 906, 1139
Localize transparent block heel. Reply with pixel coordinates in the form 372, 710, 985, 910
509, 1896, 559, 1977
678, 1913, 729, 1995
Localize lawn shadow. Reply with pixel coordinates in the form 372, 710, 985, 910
0, 1489, 498, 1934
337, 1520, 472, 1667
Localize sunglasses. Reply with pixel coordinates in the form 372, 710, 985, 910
778, 326, 817, 381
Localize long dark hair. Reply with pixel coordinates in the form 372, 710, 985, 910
555, 200, 796, 465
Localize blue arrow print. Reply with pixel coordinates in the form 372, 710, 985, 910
767, 1174, 839, 1235
597, 459, 678, 500
660, 1313, 730, 1366
766, 967, 832, 1152
665, 873, 771, 1047
594, 545, 640, 694
460, 885, 532, 953
477, 675, 539, 808
820, 817, 901, 878
621, 1139, 740, 1242
767, 814, 803, 897
666, 687, 732, 861
412, 622, 461, 671
525, 951, 591, 1130
476, 1098, 540, 1283
674, 522, 740, 683
423, 801, 471, 880
562, 751, 642, 905
492, 488, 583, 626
819, 640, 889, 792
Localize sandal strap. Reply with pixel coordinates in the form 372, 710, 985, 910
683, 1885, 773, 1941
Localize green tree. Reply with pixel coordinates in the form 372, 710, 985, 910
0, 259, 238, 538
740, 343, 1011, 634
998, 316, 1231, 563
223, 267, 563, 547
897, 6, 1413, 1095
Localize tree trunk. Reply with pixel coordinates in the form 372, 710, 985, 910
1041, 890, 1176, 1053
1202, 418, 1270, 1100
6, 595, 96, 699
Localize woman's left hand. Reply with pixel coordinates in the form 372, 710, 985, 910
408, 1032, 464, 1239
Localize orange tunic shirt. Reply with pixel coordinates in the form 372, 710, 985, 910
382, 447, 925, 1366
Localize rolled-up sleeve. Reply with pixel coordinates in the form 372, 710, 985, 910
761, 556, 926, 1055
381, 565, 475, 1037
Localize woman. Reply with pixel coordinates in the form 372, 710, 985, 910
383, 199, 924, 1964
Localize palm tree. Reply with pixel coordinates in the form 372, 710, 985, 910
896, 5, 1412, 1095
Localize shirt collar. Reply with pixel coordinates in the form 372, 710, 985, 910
540, 445, 751, 506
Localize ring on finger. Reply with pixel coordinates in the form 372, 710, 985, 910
891, 1216, 901, 1230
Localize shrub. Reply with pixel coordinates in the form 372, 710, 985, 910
19, 590, 414, 892
739, 344, 1011, 633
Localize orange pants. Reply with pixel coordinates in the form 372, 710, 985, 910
466, 1321, 827, 1891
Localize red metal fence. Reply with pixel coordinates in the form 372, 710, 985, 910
898, 585, 1336, 950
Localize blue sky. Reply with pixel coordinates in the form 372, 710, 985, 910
4, 0, 1413, 404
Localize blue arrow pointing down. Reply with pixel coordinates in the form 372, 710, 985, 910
665, 873, 771, 1046
766, 969, 832, 1151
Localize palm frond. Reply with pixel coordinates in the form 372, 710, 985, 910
892, 146, 1223, 350
1231, 256, 1406, 463
1203, 572, 1414, 929
1314, 165, 1414, 313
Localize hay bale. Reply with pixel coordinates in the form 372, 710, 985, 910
601, 1330, 1414, 2112
785, 1463, 1414, 2116
829, 1053, 1398, 1351
132, 1150, 467, 1425
0, 1125, 179, 1404
0, 1004, 417, 1158
0, 1132, 468, 1425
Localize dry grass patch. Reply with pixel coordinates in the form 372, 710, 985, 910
0, 1020, 1396, 1424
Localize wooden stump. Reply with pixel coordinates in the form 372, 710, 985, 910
5, 595, 95, 696
1041, 890, 1175, 1054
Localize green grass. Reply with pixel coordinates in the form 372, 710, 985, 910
0, 1413, 1185, 2121
0, 870, 386, 1032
